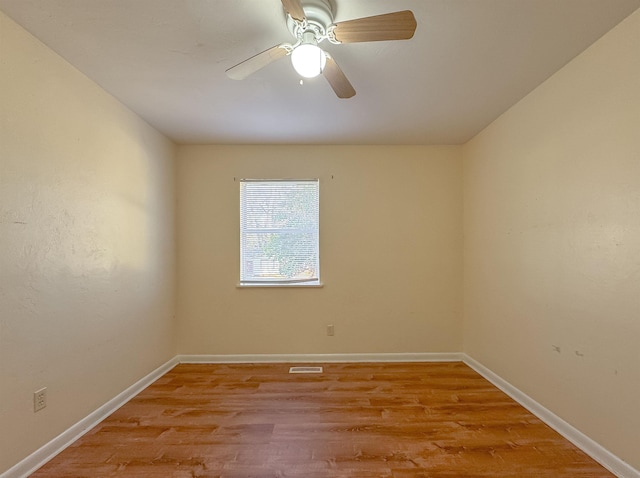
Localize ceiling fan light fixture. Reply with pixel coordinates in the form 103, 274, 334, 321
226, 0, 417, 99
291, 32, 326, 78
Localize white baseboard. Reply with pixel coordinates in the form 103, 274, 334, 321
5, 353, 637, 478
1, 357, 179, 478
177, 352, 464, 364
462, 354, 639, 478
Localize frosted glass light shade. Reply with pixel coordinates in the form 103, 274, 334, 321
291, 44, 327, 78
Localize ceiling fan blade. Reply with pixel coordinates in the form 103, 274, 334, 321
332, 10, 417, 43
281, 0, 306, 23
323, 56, 355, 99
226, 45, 289, 80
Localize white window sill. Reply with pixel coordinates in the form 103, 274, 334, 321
237, 281, 324, 288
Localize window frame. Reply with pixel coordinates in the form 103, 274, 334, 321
238, 178, 322, 288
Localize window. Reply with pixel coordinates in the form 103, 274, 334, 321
240, 179, 320, 286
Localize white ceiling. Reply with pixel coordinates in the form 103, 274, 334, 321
1, 0, 638, 144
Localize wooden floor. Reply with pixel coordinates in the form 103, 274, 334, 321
31, 362, 614, 477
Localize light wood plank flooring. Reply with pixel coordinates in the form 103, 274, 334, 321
30, 362, 614, 477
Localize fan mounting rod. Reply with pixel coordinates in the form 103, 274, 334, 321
286, 0, 337, 44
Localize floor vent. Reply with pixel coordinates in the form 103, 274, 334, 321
289, 366, 323, 374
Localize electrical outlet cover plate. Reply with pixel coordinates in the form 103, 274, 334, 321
34, 388, 47, 412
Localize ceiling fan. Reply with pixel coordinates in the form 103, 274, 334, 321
225, 0, 417, 99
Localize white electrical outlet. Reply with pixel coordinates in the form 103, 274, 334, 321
34, 388, 47, 412
327, 324, 335, 336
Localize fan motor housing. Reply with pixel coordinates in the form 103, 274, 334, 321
286, 0, 335, 40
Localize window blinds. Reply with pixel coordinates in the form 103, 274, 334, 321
240, 179, 319, 284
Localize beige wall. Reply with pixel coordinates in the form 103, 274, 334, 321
463, 9, 640, 470
0, 11, 177, 473
176, 145, 463, 355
